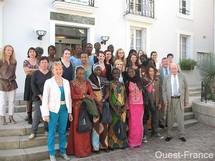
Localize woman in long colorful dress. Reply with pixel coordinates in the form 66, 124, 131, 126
66, 66, 94, 158
108, 68, 128, 150
88, 64, 110, 153
125, 68, 144, 150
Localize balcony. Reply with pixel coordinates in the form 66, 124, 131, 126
124, 0, 155, 24
53, 0, 96, 15
125, 0, 154, 18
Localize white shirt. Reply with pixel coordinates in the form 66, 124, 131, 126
171, 74, 180, 96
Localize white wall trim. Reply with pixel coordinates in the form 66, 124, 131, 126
48, 19, 96, 47
176, 30, 194, 61
125, 20, 151, 56
177, 0, 194, 21
0, 1, 3, 48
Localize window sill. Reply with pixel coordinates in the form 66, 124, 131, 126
124, 13, 156, 24
177, 13, 193, 21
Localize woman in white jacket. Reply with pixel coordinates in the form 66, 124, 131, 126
40, 61, 73, 161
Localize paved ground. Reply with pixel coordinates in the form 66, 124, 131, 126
42, 123, 215, 161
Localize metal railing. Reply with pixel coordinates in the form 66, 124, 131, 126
201, 79, 215, 103
57, 0, 94, 7
125, 0, 154, 18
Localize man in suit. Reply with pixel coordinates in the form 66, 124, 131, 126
159, 57, 170, 128
162, 63, 189, 142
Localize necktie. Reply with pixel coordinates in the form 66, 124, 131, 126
165, 68, 168, 75
173, 76, 178, 96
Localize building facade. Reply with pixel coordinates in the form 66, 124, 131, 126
0, 0, 214, 94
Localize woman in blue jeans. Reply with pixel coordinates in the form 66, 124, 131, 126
40, 61, 73, 161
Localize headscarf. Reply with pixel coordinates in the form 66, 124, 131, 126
89, 64, 109, 88
126, 67, 143, 91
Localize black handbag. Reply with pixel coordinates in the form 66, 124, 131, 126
101, 102, 113, 124
113, 119, 127, 140
77, 106, 92, 133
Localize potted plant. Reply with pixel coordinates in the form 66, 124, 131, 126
180, 58, 197, 70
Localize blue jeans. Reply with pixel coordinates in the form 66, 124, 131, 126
48, 105, 68, 156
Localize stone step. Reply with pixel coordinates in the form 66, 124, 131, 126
15, 99, 26, 106
184, 106, 192, 112
0, 144, 57, 161
0, 112, 44, 137
0, 134, 49, 150
188, 87, 201, 92
173, 119, 198, 128
13, 105, 27, 113
0, 133, 66, 150
184, 112, 194, 120
189, 91, 201, 96
173, 112, 194, 121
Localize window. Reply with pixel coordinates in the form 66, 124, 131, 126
126, 0, 154, 18
130, 0, 142, 14
179, 0, 190, 15
130, 27, 146, 51
180, 35, 190, 59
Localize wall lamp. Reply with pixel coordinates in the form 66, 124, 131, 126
101, 36, 109, 45
36, 30, 47, 40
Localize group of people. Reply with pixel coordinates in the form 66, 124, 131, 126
0, 43, 189, 161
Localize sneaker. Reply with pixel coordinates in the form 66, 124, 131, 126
60, 153, 70, 160
28, 133, 36, 140
44, 131, 48, 137
50, 155, 56, 161
152, 133, 164, 139
142, 136, 147, 143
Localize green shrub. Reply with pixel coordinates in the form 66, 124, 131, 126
180, 58, 197, 70
197, 53, 215, 101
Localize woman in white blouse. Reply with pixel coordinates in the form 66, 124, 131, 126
40, 61, 73, 161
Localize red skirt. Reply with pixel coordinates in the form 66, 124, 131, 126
66, 101, 92, 157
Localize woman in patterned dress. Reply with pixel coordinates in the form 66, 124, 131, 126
23, 47, 38, 124
88, 64, 110, 153
108, 68, 128, 150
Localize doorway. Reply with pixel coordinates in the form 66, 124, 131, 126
55, 25, 87, 58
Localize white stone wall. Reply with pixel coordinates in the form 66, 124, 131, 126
2, 0, 52, 93
1, 0, 214, 94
